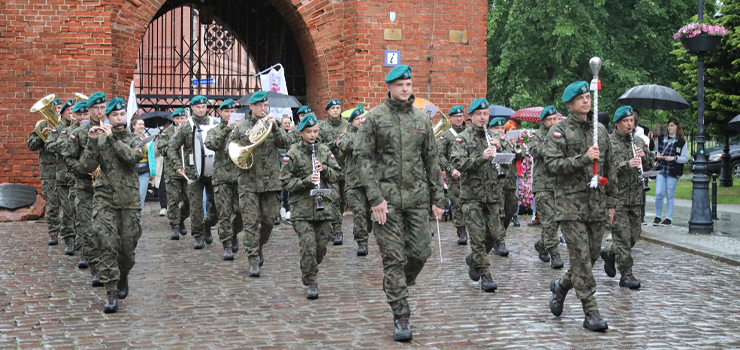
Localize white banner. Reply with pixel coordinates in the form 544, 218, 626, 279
258, 64, 292, 125
126, 80, 138, 127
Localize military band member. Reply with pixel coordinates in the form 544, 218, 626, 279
78, 98, 144, 313
53, 98, 63, 114
531, 106, 564, 269
354, 65, 446, 342
544, 81, 618, 332
485, 117, 521, 256
27, 106, 61, 246
158, 108, 190, 239
437, 105, 467, 244
601, 106, 654, 289
318, 98, 349, 245
205, 99, 244, 260
288, 105, 312, 144
228, 91, 292, 277
280, 114, 341, 299
501, 119, 522, 229
62, 101, 91, 269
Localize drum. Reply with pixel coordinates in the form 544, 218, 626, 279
193, 123, 217, 180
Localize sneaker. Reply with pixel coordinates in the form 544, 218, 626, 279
605, 233, 612, 241
660, 219, 672, 226
159, 208, 167, 216
652, 217, 661, 226
560, 236, 566, 245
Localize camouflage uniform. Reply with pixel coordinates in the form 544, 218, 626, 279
437, 123, 467, 230
542, 113, 618, 313
78, 129, 143, 292
606, 130, 654, 276
531, 123, 560, 257
287, 125, 302, 145
279, 141, 341, 283
451, 126, 505, 275
45, 119, 78, 244
336, 124, 372, 246
205, 122, 243, 248
27, 122, 60, 239
228, 113, 291, 264
158, 124, 189, 229
318, 117, 350, 236
354, 95, 446, 316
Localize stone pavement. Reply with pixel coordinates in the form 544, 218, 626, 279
3, 203, 740, 349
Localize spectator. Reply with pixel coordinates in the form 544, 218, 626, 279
131, 117, 156, 212
597, 112, 612, 135
154, 121, 170, 216
653, 118, 688, 227
278, 114, 293, 220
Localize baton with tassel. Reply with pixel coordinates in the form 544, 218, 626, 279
588, 57, 608, 188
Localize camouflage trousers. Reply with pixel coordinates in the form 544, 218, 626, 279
558, 220, 605, 314
93, 206, 142, 292
165, 177, 190, 228
447, 180, 464, 229
215, 181, 243, 248
239, 191, 279, 264
292, 220, 332, 284
57, 184, 76, 243
41, 179, 60, 238
75, 188, 100, 268
373, 206, 432, 316
462, 201, 503, 275
607, 205, 642, 276
186, 177, 216, 239
330, 180, 347, 234
345, 187, 372, 245
502, 188, 518, 231
534, 191, 560, 256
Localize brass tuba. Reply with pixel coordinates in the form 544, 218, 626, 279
31, 94, 61, 142
74, 93, 89, 104
228, 113, 274, 169
433, 111, 452, 139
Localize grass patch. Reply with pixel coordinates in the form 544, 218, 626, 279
646, 178, 740, 204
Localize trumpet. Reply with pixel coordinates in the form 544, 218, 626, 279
309, 139, 331, 210
30, 94, 61, 142
484, 127, 506, 179
629, 130, 650, 192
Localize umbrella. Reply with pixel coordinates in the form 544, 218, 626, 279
729, 114, 740, 131
489, 105, 515, 118
511, 107, 564, 123
412, 97, 436, 111
617, 84, 690, 110
237, 91, 301, 109
138, 111, 172, 128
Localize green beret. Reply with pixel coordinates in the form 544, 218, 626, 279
539, 106, 557, 121
385, 65, 412, 84
249, 91, 268, 104
448, 105, 464, 116
467, 98, 490, 114
86, 92, 107, 108
105, 97, 126, 115
219, 99, 236, 110
297, 105, 312, 115
298, 113, 318, 131
562, 81, 590, 103
325, 98, 341, 111
191, 95, 208, 106
60, 99, 75, 114
348, 106, 365, 122
489, 117, 506, 127
172, 108, 187, 118
53, 98, 63, 106
613, 105, 634, 123
72, 101, 89, 113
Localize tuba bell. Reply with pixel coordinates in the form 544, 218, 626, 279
31, 94, 61, 142
74, 93, 89, 104
433, 111, 453, 139
228, 113, 274, 169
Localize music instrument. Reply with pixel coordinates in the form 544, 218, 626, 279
74, 93, 88, 104
588, 56, 608, 188
180, 145, 194, 185
629, 130, 650, 192
433, 111, 452, 139
228, 111, 274, 169
91, 122, 130, 185
484, 126, 506, 179
310, 140, 331, 210
30, 94, 61, 142
192, 122, 217, 179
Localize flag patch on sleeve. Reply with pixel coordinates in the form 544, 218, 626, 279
70, 135, 76, 140
330, 154, 335, 159
439, 136, 444, 140
288, 130, 292, 134
553, 132, 562, 138
61, 130, 66, 134
282, 156, 290, 162
455, 137, 462, 143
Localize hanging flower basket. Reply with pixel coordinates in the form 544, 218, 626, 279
674, 23, 728, 55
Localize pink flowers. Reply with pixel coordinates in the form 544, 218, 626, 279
517, 129, 535, 211
674, 23, 729, 40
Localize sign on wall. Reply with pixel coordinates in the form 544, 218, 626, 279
384, 50, 401, 67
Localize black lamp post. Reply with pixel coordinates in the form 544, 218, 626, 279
720, 135, 733, 187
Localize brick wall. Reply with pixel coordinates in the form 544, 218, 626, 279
0, 0, 487, 188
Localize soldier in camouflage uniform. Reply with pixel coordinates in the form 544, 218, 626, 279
451, 100, 505, 293
205, 99, 244, 260
280, 114, 342, 299
336, 106, 372, 256
531, 106, 564, 269
437, 105, 467, 244
544, 81, 618, 332
318, 98, 349, 245
354, 65, 446, 342
77, 97, 144, 313
62, 101, 92, 269
158, 108, 190, 239
601, 106, 654, 289
228, 91, 291, 277
502, 119, 522, 229
27, 113, 61, 246
287, 105, 312, 144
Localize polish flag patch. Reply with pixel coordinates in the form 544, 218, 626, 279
70, 135, 76, 140
282, 156, 290, 162
288, 130, 292, 134
61, 130, 66, 134
231, 130, 235, 134
455, 137, 462, 143
330, 154, 335, 159
439, 136, 444, 140
139, 137, 144, 141
161, 133, 166, 137
52, 129, 57, 133
553, 132, 562, 138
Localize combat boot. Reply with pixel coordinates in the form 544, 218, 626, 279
492, 243, 509, 257
301, 276, 309, 286
117, 274, 129, 299
549, 278, 569, 317
78, 257, 88, 269
231, 235, 239, 253
306, 283, 319, 299
534, 241, 550, 262
512, 215, 520, 227
64, 241, 75, 256
249, 262, 260, 277
357, 243, 368, 256
333, 232, 343, 245
393, 312, 412, 342
550, 254, 564, 269
600, 247, 616, 278
480, 274, 497, 292
204, 231, 213, 245
170, 227, 180, 240
619, 274, 641, 289
178, 221, 187, 235
103, 291, 118, 313
193, 238, 205, 250
48, 234, 58, 246
91, 267, 103, 287
456, 226, 468, 245
223, 247, 234, 261
583, 310, 608, 332
465, 254, 481, 281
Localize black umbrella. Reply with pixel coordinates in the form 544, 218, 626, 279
729, 114, 740, 131
138, 111, 172, 128
237, 91, 301, 109
489, 105, 515, 118
617, 84, 690, 110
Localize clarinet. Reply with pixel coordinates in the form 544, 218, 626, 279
311, 140, 325, 211
629, 130, 650, 192
484, 127, 506, 179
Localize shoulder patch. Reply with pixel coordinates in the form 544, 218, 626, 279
140, 137, 144, 141
287, 130, 292, 134
161, 133, 166, 136
282, 156, 290, 162
455, 137, 462, 143
70, 135, 76, 140
330, 154, 335, 159
231, 130, 235, 134
52, 129, 57, 133
439, 136, 444, 140
553, 131, 562, 138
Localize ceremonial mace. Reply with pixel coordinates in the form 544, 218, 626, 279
588, 56, 608, 188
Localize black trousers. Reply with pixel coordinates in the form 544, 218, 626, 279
158, 175, 167, 209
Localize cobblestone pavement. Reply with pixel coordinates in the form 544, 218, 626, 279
3, 204, 740, 349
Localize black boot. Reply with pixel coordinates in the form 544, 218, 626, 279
550, 254, 564, 269
170, 227, 180, 240
306, 283, 319, 300
492, 243, 509, 257
456, 226, 468, 245
600, 247, 616, 278
534, 241, 550, 262
393, 312, 412, 342
78, 257, 89, 269
333, 232, 343, 246
103, 291, 118, 313
193, 238, 205, 250
480, 274, 497, 292
549, 278, 569, 317
249, 262, 260, 277
357, 243, 368, 256
512, 215, 520, 227
91, 267, 103, 287
223, 247, 234, 261
465, 254, 481, 281
178, 221, 187, 235
204, 231, 213, 245
231, 235, 239, 253
48, 234, 58, 246
64, 241, 75, 256
619, 274, 641, 289
583, 310, 608, 332
117, 275, 129, 299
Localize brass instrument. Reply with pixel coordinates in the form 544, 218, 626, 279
433, 111, 452, 139
228, 111, 274, 169
309, 139, 331, 210
74, 93, 89, 104
31, 94, 61, 142
629, 130, 650, 192
484, 126, 506, 179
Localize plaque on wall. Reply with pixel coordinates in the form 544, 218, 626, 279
449, 30, 468, 43
384, 29, 402, 41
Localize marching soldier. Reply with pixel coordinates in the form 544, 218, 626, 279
280, 113, 341, 299
62, 101, 91, 269
53, 98, 63, 114
228, 91, 291, 277
543, 81, 618, 332
288, 105, 312, 144
531, 106, 565, 269
354, 65, 446, 342
318, 98, 349, 245
158, 108, 190, 239
601, 106, 654, 289
451, 101, 504, 293
501, 119, 521, 229
336, 106, 372, 256
437, 105, 467, 244
27, 104, 61, 246
204, 99, 244, 260
77, 97, 144, 313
